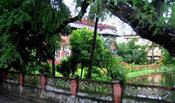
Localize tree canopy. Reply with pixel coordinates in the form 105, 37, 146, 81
1, 0, 175, 72
103, 0, 175, 56
0, 0, 88, 71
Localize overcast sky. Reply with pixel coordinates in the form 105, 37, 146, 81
63, 0, 135, 36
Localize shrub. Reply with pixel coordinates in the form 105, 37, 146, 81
39, 63, 51, 76
161, 48, 175, 65
57, 58, 71, 77
117, 38, 148, 64
107, 56, 126, 84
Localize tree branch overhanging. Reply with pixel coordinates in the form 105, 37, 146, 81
103, 0, 175, 56
56, 0, 89, 32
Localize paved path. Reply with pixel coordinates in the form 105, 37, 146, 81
0, 94, 30, 103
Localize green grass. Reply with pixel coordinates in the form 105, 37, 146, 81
55, 71, 63, 77
55, 68, 87, 78
126, 66, 175, 80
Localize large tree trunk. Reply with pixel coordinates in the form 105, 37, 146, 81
103, 1, 175, 56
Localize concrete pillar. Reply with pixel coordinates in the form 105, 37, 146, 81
0, 69, 7, 83
70, 78, 79, 96
40, 75, 46, 89
19, 72, 24, 94
19, 72, 24, 87
3, 71, 8, 80
113, 81, 123, 103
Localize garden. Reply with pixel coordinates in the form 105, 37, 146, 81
51, 28, 175, 87
0, 0, 175, 88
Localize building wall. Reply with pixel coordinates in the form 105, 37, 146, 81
55, 35, 71, 64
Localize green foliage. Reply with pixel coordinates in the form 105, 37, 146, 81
91, 66, 111, 81
87, 0, 110, 20
0, 8, 31, 69
25, 62, 40, 74
70, 28, 116, 69
125, 0, 167, 35
117, 38, 148, 64
0, 34, 20, 68
107, 56, 126, 84
70, 28, 104, 68
57, 58, 72, 77
161, 48, 175, 65
169, 4, 175, 28
39, 62, 51, 76
0, 0, 70, 72
57, 28, 126, 82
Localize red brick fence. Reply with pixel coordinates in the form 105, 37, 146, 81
0, 71, 174, 103
0, 71, 123, 103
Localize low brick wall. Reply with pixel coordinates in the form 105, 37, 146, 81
0, 81, 113, 103
2, 72, 173, 103
0, 71, 124, 103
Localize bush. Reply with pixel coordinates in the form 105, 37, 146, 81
117, 38, 148, 64
39, 63, 51, 76
107, 57, 126, 84
57, 58, 71, 77
89, 66, 110, 81
161, 48, 175, 65
70, 28, 104, 67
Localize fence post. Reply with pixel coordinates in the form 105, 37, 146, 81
2, 69, 8, 81
40, 75, 47, 89
113, 81, 123, 103
0, 69, 7, 83
19, 72, 24, 87
70, 77, 79, 96
19, 72, 24, 94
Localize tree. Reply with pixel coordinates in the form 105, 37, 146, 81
100, 0, 175, 56
0, 0, 88, 73
84, 0, 111, 79
0, 0, 65, 72
70, 28, 106, 76
58, 28, 125, 81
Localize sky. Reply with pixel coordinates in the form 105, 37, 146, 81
63, 0, 135, 36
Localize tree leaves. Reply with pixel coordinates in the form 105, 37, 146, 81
169, 4, 175, 28
88, 0, 109, 20
0, 0, 70, 71
117, 38, 148, 64
0, 33, 20, 68
70, 28, 108, 68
